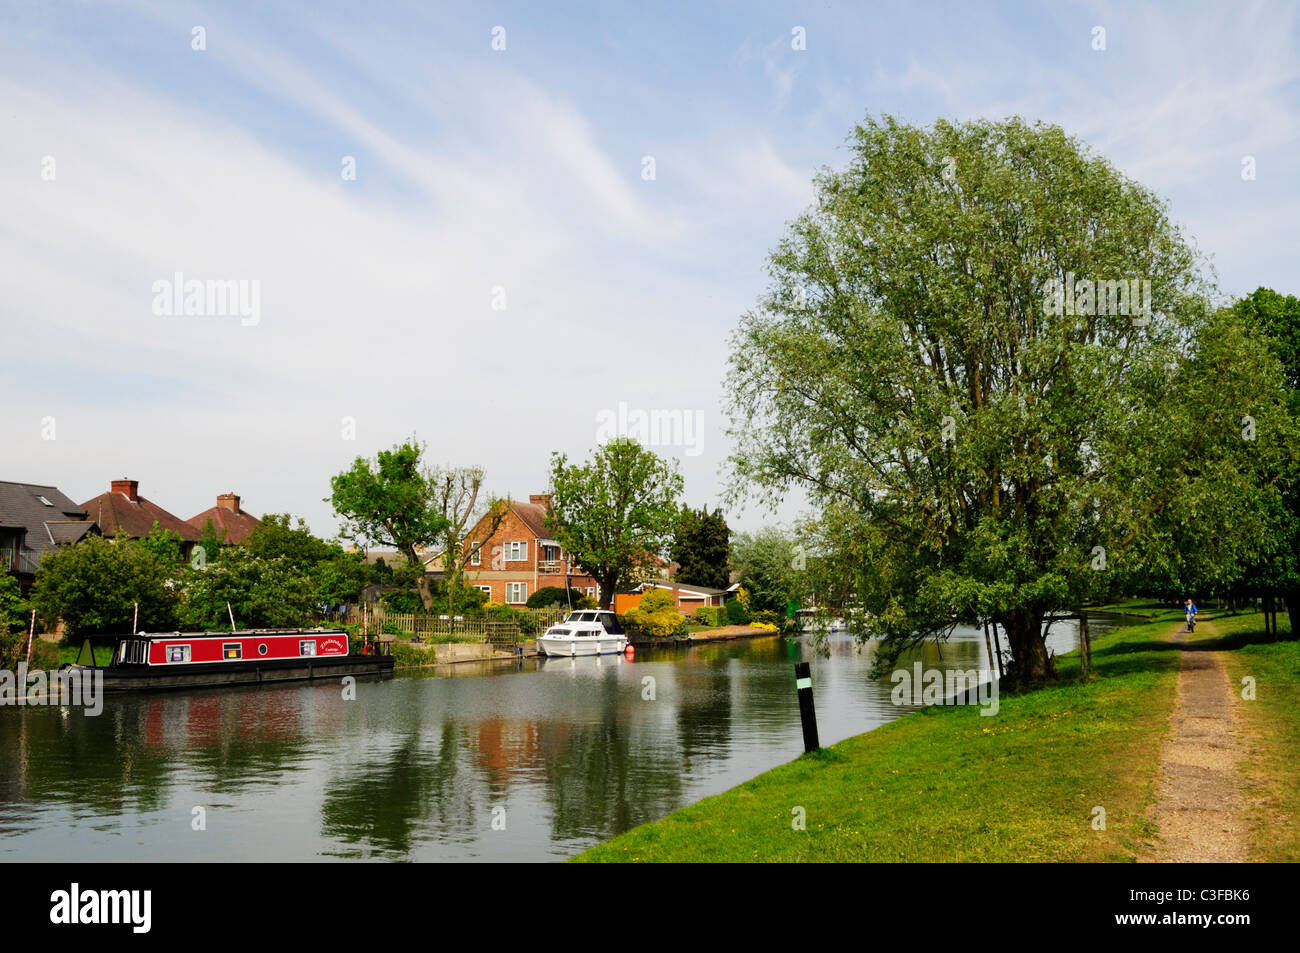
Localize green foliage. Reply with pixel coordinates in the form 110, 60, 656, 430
725, 597, 751, 625
621, 607, 688, 639
671, 505, 731, 589
692, 605, 726, 627
0, 574, 31, 668
177, 548, 316, 630
32, 536, 178, 636
526, 586, 585, 609
381, 589, 422, 613
546, 439, 684, 609
725, 113, 1293, 682
576, 595, 598, 609
329, 438, 451, 609
138, 522, 186, 568
731, 529, 808, 614
195, 518, 225, 566
638, 588, 676, 613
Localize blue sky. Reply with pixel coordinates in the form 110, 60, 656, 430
2, 1, 1297, 538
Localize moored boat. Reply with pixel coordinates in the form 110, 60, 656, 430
537, 610, 628, 657
72, 628, 393, 692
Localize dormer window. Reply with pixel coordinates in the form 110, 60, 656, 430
37, 495, 53, 506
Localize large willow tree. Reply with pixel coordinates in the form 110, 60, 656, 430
726, 115, 1292, 685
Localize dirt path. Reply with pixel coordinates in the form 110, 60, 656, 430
1141, 617, 1250, 862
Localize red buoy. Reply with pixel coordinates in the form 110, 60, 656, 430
624, 644, 635, 659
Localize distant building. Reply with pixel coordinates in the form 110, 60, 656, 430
81, 478, 200, 558
0, 480, 98, 590
187, 492, 262, 545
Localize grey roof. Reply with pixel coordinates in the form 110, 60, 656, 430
0, 480, 96, 558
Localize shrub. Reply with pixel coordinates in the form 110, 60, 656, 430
527, 586, 586, 609
749, 609, 782, 627
381, 589, 422, 614
692, 605, 725, 627
725, 597, 750, 625
639, 588, 676, 613
576, 596, 598, 609
750, 621, 779, 632
621, 606, 689, 639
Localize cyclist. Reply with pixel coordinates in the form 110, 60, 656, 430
1185, 598, 1198, 631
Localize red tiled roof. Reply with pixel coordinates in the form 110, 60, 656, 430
186, 506, 261, 545
512, 501, 550, 538
82, 486, 201, 542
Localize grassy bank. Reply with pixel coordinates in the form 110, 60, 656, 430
577, 609, 1195, 862
1211, 612, 1299, 861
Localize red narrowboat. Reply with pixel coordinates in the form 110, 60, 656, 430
73, 628, 394, 692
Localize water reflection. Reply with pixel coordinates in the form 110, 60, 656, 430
0, 614, 1127, 861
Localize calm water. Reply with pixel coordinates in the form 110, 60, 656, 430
0, 614, 1125, 861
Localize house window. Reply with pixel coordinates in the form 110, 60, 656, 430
506, 582, 527, 604
585, 587, 595, 598
222, 643, 242, 660
475, 585, 492, 596
470, 545, 481, 566
37, 495, 53, 507
505, 541, 527, 562
300, 641, 316, 657
166, 645, 191, 663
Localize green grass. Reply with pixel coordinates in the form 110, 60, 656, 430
576, 609, 1192, 862
1209, 612, 1300, 861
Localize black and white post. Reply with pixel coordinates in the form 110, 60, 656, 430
794, 661, 820, 753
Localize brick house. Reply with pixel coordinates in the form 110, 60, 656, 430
0, 481, 99, 591
187, 492, 262, 545
459, 494, 600, 605
81, 478, 201, 558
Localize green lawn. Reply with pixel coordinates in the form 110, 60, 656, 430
1211, 612, 1300, 861
577, 609, 1192, 862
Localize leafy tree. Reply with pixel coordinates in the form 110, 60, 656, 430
32, 536, 178, 636
247, 513, 371, 606
178, 548, 316, 629
670, 505, 731, 589
139, 522, 187, 568
546, 439, 684, 609
1230, 288, 1300, 635
428, 466, 509, 614
725, 115, 1290, 684
329, 439, 450, 610
731, 528, 809, 614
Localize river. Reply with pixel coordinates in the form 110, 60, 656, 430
0, 613, 1130, 861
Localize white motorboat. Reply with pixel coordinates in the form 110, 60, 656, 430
537, 609, 629, 657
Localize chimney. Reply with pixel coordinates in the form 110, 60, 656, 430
529, 493, 552, 508
111, 478, 139, 502
217, 492, 241, 515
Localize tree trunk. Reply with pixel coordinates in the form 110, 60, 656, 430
406, 546, 434, 611
998, 608, 1053, 687
1284, 590, 1299, 640
597, 573, 617, 610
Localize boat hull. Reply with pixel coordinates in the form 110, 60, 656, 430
93, 654, 395, 692
537, 636, 628, 657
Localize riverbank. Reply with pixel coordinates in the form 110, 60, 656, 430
575, 608, 1299, 862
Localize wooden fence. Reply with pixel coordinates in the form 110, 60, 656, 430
365, 606, 571, 644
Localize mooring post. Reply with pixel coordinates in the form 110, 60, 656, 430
794, 661, 820, 753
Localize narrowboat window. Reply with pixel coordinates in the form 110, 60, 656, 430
167, 645, 191, 663
222, 643, 243, 660
258, 643, 268, 656
299, 640, 316, 657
